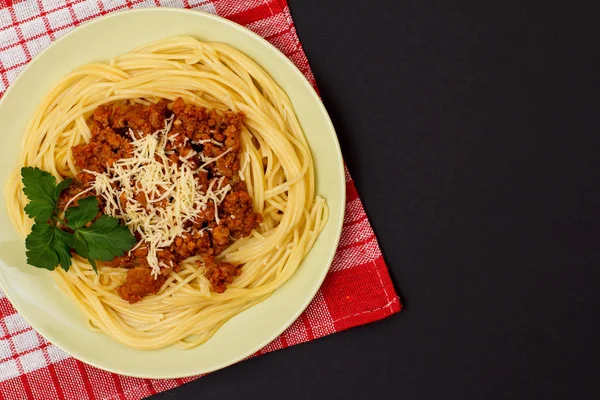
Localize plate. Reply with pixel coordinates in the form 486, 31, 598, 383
0, 8, 344, 378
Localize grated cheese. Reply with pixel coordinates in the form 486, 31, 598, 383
84, 117, 231, 278
193, 138, 223, 147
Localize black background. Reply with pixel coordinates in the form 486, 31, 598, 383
154, 1, 599, 398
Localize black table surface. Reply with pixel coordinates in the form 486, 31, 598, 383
153, 1, 599, 398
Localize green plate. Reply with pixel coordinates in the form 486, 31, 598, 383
0, 8, 344, 378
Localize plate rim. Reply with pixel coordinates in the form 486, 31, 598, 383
0, 7, 345, 378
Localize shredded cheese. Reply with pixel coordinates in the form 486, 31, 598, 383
193, 138, 223, 147
85, 117, 231, 277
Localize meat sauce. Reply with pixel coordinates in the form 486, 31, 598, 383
63, 98, 261, 303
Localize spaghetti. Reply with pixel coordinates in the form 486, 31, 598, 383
5, 37, 328, 350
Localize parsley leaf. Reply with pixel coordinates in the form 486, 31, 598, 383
25, 223, 71, 271
21, 167, 72, 223
21, 167, 136, 273
65, 196, 98, 230
21, 167, 64, 222
54, 228, 74, 272
70, 231, 97, 273
77, 215, 136, 262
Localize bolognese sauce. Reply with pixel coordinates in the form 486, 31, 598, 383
61, 98, 262, 303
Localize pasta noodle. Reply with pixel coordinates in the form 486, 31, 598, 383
4, 37, 328, 350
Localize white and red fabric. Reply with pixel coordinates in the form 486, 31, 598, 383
0, 1, 401, 399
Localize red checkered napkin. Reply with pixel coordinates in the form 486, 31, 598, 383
0, 1, 401, 399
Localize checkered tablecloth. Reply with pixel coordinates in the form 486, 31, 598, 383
0, 1, 401, 399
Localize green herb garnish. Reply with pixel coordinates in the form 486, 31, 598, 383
21, 167, 136, 273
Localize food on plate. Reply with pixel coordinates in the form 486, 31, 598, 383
5, 37, 328, 350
